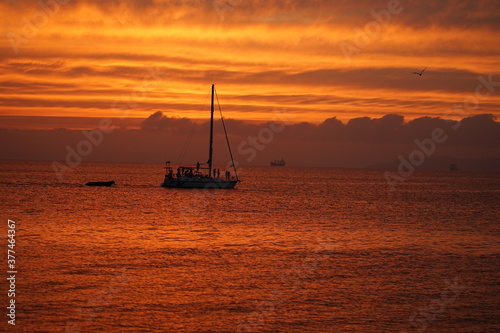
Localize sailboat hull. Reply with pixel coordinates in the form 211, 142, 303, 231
161, 178, 238, 189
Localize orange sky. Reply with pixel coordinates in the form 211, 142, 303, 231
1, 0, 500, 129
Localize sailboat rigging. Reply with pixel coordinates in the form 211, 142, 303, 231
161, 84, 240, 189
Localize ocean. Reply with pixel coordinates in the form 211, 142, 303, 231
1, 160, 499, 332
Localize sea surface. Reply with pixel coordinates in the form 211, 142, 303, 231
0, 161, 499, 333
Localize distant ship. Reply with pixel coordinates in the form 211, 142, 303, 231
449, 163, 459, 171
160, 84, 239, 189
270, 158, 286, 167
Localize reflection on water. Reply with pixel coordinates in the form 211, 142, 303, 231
1, 161, 499, 332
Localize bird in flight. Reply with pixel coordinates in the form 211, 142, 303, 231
412, 67, 427, 76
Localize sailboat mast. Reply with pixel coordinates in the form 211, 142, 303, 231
208, 84, 214, 178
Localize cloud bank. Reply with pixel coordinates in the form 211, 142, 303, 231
1, 113, 498, 174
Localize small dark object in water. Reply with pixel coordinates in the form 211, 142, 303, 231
85, 181, 115, 187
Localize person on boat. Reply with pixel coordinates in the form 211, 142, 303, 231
225, 170, 230, 181
176, 168, 181, 178
196, 162, 200, 171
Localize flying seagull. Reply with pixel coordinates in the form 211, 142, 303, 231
412, 67, 427, 76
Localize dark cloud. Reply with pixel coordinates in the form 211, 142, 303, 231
283, 0, 500, 29
140, 111, 500, 149
6, 0, 498, 29
397, 0, 500, 30
141, 111, 196, 132
2, 59, 493, 97
448, 113, 499, 147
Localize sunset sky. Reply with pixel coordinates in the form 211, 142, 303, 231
2, 0, 499, 125
1, 0, 499, 169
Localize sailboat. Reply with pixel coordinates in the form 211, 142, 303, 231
161, 84, 240, 189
